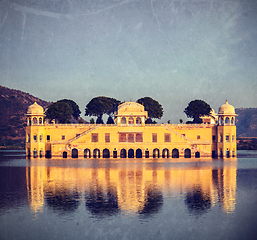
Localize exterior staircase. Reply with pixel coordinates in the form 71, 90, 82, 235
67, 125, 99, 144
164, 125, 211, 145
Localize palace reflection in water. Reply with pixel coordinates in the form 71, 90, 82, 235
26, 159, 237, 217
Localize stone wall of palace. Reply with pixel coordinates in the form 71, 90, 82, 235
25, 122, 237, 159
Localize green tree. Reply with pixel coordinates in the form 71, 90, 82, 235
90, 118, 95, 124
45, 102, 73, 123
137, 97, 163, 122
57, 99, 81, 119
184, 99, 211, 123
85, 96, 121, 123
107, 116, 115, 124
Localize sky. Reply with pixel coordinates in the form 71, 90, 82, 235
0, 0, 257, 123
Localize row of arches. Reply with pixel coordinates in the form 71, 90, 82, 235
120, 116, 142, 125
64, 148, 201, 159
28, 117, 43, 125
218, 116, 235, 125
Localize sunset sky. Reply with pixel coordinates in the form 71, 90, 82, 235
1, 0, 257, 122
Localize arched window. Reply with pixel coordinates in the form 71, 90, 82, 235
33, 117, 38, 125
225, 117, 230, 124
232, 149, 235, 157
39, 149, 43, 158
219, 148, 223, 158
136, 117, 141, 125
231, 117, 234, 125
39, 134, 43, 142
153, 148, 159, 158
145, 150, 149, 158
226, 135, 230, 142
27, 148, 31, 158
103, 149, 110, 158
128, 117, 134, 125
93, 149, 100, 158
220, 117, 223, 125
113, 150, 117, 158
136, 149, 142, 158
84, 149, 91, 158
172, 149, 179, 158
136, 133, 143, 142
128, 149, 134, 158
29, 118, 32, 126
72, 148, 78, 158
33, 134, 37, 142
195, 151, 200, 158
120, 149, 126, 158
162, 149, 169, 158
63, 151, 67, 158
226, 149, 230, 158
121, 117, 126, 125
184, 148, 191, 158
33, 148, 37, 158
39, 117, 43, 124
128, 133, 134, 142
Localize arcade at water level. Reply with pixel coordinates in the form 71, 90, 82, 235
25, 101, 237, 159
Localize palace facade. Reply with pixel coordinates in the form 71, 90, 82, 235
25, 100, 237, 159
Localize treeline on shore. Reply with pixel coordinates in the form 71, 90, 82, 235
237, 138, 257, 150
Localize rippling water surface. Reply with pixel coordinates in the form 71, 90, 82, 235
0, 150, 257, 240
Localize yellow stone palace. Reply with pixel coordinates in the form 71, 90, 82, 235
25, 100, 237, 159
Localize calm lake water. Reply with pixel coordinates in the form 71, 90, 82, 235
0, 150, 257, 240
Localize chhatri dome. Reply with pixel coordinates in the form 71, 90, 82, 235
117, 102, 147, 116
27, 102, 44, 115
218, 100, 236, 116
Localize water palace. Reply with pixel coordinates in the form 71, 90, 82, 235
25, 100, 237, 159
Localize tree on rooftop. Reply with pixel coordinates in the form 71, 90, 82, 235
85, 96, 121, 123
57, 99, 81, 120
137, 97, 163, 122
184, 99, 211, 124
45, 102, 73, 124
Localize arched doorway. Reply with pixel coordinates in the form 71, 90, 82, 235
33, 149, 37, 158
184, 148, 191, 158
93, 149, 100, 158
145, 150, 149, 158
128, 149, 134, 158
226, 149, 230, 158
153, 148, 159, 158
162, 148, 169, 158
72, 148, 78, 158
172, 149, 179, 158
84, 149, 91, 158
195, 151, 200, 158
136, 149, 142, 158
63, 151, 67, 158
120, 149, 126, 158
27, 148, 31, 158
103, 149, 110, 158
45, 150, 51, 159
39, 149, 43, 158
219, 149, 223, 158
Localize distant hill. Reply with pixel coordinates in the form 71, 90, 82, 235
235, 108, 257, 137
0, 86, 50, 148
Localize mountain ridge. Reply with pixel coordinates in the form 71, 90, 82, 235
0, 85, 51, 148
